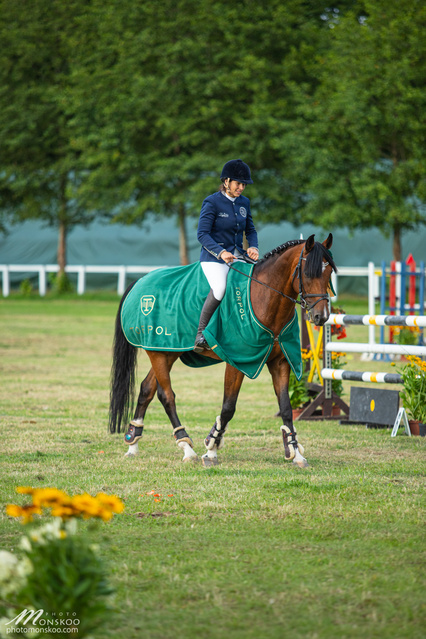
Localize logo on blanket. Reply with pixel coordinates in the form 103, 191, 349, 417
239, 207, 247, 217
140, 295, 156, 316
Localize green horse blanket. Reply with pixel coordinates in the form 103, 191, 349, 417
121, 261, 302, 380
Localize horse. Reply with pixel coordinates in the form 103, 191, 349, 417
109, 234, 336, 468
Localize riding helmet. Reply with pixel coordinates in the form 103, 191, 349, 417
220, 159, 253, 184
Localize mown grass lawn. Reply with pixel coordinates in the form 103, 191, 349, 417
0, 293, 424, 639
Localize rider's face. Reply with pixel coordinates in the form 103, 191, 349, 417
225, 180, 246, 198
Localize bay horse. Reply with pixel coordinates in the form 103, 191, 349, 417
109, 234, 336, 468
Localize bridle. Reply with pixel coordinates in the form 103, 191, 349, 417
227, 245, 331, 315
290, 246, 331, 314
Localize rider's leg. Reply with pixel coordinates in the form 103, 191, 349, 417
194, 262, 229, 352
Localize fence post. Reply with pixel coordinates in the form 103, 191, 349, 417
76, 266, 86, 295
1, 266, 10, 297
117, 266, 127, 296
39, 266, 46, 297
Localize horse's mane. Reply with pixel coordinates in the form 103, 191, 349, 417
258, 238, 337, 278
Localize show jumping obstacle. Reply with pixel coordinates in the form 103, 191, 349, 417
298, 313, 426, 422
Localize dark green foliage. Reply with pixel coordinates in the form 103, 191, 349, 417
0, 0, 424, 265
19, 534, 113, 637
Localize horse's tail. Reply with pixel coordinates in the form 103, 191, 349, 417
109, 281, 138, 434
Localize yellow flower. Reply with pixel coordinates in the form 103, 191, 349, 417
6, 504, 42, 524
50, 505, 76, 520
96, 493, 125, 514
6, 504, 23, 518
71, 493, 102, 519
98, 508, 114, 522
32, 488, 71, 509
16, 487, 35, 495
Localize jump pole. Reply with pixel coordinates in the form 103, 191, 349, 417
297, 313, 426, 422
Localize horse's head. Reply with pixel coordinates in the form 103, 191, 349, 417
292, 233, 336, 326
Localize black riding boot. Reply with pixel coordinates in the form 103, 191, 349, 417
194, 290, 221, 353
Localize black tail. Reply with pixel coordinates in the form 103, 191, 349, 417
109, 281, 138, 434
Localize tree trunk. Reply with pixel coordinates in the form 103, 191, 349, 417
57, 175, 68, 275
393, 225, 402, 262
178, 205, 189, 265
57, 220, 67, 276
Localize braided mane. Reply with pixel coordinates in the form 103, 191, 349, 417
258, 238, 337, 277
258, 239, 305, 264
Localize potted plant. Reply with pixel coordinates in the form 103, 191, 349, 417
394, 326, 421, 346
288, 362, 310, 419
398, 355, 426, 436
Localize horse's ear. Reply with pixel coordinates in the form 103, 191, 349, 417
323, 233, 333, 250
305, 234, 315, 252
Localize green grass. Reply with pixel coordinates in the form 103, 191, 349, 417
0, 294, 424, 639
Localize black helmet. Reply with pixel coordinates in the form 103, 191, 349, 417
220, 159, 253, 184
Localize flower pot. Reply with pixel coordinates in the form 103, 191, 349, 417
408, 420, 426, 437
292, 408, 305, 420
321, 405, 341, 417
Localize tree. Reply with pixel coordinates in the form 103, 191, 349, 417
0, 0, 103, 277
287, 0, 426, 260
68, 0, 351, 260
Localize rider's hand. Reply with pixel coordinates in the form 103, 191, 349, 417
220, 251, 236, 264
247, 247, 259, 261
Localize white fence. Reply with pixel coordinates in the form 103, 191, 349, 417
0, 264, 167, 297
0, 263, 375, 298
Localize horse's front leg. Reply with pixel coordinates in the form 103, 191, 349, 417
202, 364, 244, 467
267, 355, 308, 468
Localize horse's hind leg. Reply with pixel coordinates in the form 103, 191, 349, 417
124, 368, 157, 457
148, 352, 198, 462
203, 364, 244, 467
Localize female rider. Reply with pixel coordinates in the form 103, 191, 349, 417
194, 159, 259, 352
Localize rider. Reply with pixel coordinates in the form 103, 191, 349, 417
194, 159, 259, 352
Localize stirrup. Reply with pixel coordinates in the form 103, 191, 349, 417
193, 336, 209, 353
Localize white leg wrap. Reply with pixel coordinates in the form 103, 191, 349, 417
205, 416, 227, 451
124, 441, 139, 457
178, 440, 198, 462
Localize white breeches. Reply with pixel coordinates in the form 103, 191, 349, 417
201, 251, 242, 301
201, 262, 229, 300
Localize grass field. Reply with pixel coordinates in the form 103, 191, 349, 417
0, 293, 424, 639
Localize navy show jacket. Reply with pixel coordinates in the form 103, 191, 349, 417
197, 191, 258, 262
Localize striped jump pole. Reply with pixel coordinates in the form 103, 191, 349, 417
326, 314, 426, 328
325, 343, 426, 356
321, 369, 403, 384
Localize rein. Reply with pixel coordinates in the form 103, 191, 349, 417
228, 247, 330, 313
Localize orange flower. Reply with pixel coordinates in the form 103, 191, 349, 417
16, 486, 35, 495
6, 503, 42, 523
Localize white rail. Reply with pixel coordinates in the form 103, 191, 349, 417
0, 263, 372, 297
0, 264, 167, 297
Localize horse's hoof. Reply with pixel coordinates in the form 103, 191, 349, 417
183, 454, 198, 463
202, 456, 219, 467
293, 458, 309, 469
124, 451, 137, 458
